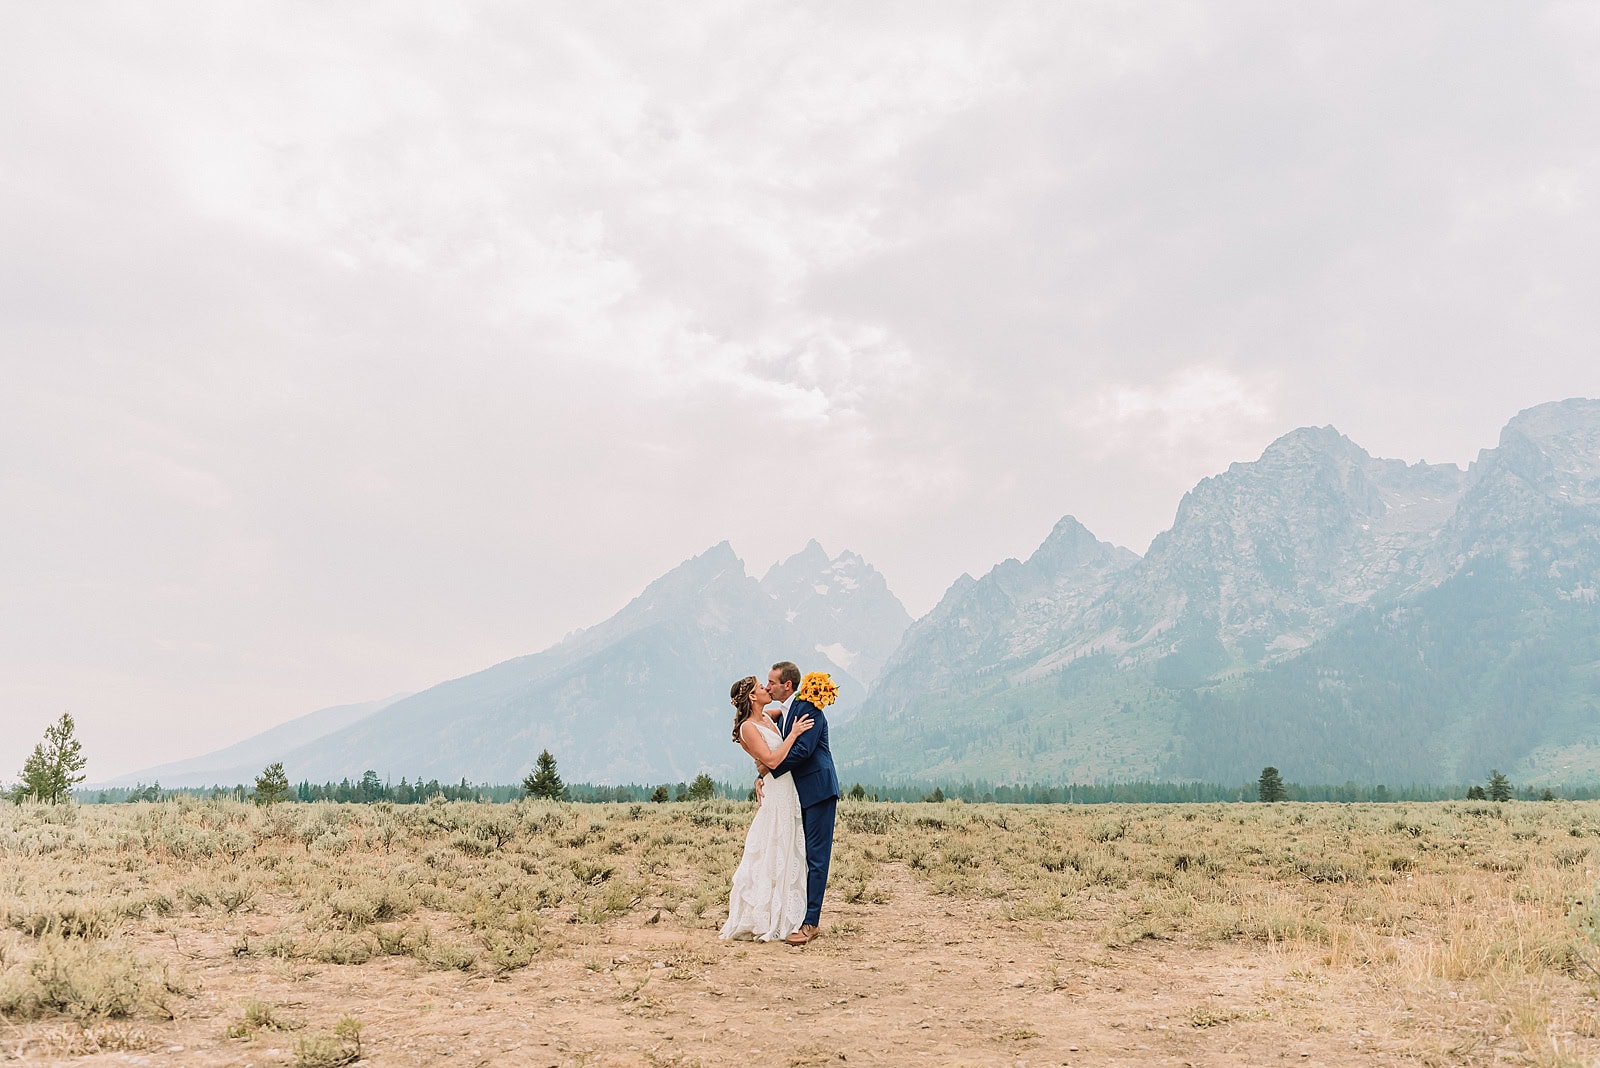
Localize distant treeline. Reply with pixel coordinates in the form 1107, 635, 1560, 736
846, 780, 1600, 804
79, 775, 1600, 805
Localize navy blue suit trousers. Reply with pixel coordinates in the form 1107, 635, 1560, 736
774, 697, 841, 925
800, 796, 836, 927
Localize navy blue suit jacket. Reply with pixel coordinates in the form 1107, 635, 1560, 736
773, 697, 840, 809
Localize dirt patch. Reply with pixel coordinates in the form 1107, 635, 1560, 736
4, 867, 1576, 1067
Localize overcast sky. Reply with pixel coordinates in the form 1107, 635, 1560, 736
3, 2, 1598, 781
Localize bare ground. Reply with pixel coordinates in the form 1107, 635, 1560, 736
10, 862, 1582, 1067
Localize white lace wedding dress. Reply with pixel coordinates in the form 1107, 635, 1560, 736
720, 722, 808, 942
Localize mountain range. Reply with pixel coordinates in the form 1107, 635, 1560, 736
840, 398, 1600, 787
108, 542, 911, 787
112, 398, 1600, 790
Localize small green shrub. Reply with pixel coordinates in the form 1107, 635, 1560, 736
0, 936, 178, 1020
226, 999, 299, 1038
841, 807, 895, 835
294, 1016, 362, 1068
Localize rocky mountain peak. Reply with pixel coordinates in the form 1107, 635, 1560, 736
628, 541, 750, 613
1027, 515, 1139, 574
1253, 424, 1364, 466
762, 541, 867, 597
1501, 396, 1600, 441
1434, 398, 1600, 573
692, 539, 742, 572
1482, 398, 1600, 503
867, 516, 1138, 711
759, 541, 912, 686
1176, 426, 1386, 532
1089, 427, 1469, 674
762, 539, 831, 580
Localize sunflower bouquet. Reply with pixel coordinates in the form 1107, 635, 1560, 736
796, 671, 838, 709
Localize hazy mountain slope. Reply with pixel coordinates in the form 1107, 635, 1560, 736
1433, 398, 1600, 574
1082, 426, 1466, 675
276, 542, 867, 784
1167, 559, 1600, 784
860, 433, 1467, 728
102, 695, 411, 788
1169, 399, 1600, 784
142, 540, 902, 787
865, 517, 1138, 718
846, 432, 1468, 770
836, 517, 1161, 784
844, 399, 1600, 785
837, 654, 1183, 786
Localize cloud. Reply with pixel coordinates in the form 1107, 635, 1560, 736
1076, 365, 1277, 460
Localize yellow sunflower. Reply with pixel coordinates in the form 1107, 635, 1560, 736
796, 671, 839, 709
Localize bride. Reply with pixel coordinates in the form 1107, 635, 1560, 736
720, 675, 815, 942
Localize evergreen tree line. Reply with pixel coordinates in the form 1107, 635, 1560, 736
17, 716, 1596, 809
78, 774, 1600, 806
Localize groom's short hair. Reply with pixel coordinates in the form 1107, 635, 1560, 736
772, 661, 801, 691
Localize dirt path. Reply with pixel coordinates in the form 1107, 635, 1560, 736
25, 863, 1500, 1068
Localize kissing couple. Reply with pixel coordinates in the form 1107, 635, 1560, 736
719, 661, 840, 946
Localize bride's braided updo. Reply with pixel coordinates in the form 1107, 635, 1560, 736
730, 675, 759, 743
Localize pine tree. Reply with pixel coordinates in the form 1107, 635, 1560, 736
254, 762, 291, 806
651, 785, 670, 803
358, 769, 383, 802
848, 783, 867, 801
13, 712, 88, 804
1466, 785, 1487, 800
1488, 769, 1512, 802
1257, 766, 1287, 803
688, 774, 715, 801
522, 750, 565, 800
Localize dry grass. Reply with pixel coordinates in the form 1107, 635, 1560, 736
1, 796, 1597, 1064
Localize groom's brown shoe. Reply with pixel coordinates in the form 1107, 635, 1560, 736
785, 924, 818, 946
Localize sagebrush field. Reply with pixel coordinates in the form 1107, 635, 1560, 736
3, 798, 1599, 1066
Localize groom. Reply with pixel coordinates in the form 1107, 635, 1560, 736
766, 659, 839, 946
